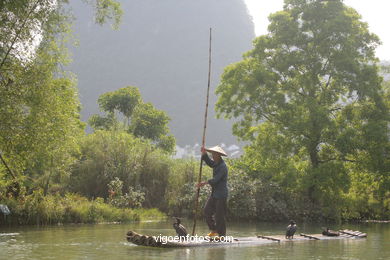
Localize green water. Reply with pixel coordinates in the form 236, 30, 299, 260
0, 221, 389, 260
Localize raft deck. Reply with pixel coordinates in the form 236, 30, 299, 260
126, 229, 367, 248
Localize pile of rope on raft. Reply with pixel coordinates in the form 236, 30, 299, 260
126, 231, 163, 247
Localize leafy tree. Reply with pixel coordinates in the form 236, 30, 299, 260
216, 0, 389, 217
0, 0, 122, 195
131, 102, 176, 154
0, 2, 83, 194
131, 103, 169, 139
89, 87, 176, 153
0, 0, 122, 77
97, 86, 142, 125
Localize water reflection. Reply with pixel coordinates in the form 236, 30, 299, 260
206, 247, 226, 260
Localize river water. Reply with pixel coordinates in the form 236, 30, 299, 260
0, 220, 389, 260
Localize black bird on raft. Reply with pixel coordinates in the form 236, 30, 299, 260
322, 227, 340, 236
286, 220, 297, 239
173, 217, 187, 238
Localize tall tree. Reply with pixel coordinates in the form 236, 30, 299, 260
216, 0, 389, 211
0, 0, 122, 195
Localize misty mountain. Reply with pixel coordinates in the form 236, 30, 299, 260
67, 0, 255, 146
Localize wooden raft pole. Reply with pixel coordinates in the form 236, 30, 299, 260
192, 27, 213, 236
257, 235, 281, 242
300, 233, 320, 240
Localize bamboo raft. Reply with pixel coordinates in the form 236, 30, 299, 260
126, 229, 367, 248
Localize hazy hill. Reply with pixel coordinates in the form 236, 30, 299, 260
67, 0, 255, 146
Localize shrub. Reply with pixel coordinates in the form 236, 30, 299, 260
0, 192, 165, 225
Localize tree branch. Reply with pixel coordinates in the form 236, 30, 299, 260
0, 151, 16, 179
324, 74, 332, 89
342, 158, 357, 163
318, 158, 336, 164
0, 0, 41, 71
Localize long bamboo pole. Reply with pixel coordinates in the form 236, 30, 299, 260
192, 28, 212, 236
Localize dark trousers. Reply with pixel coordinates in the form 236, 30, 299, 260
204, 196, 227, 236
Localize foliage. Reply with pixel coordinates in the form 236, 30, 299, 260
82, 0, 123, 29
107, 177, 145, 208
215, 0, 390, 220
131, 102, 175, 154
88, 112, 118, 131
89, 87, 176, 153
0, 191, 164, 225
0, 0, 122, 196
131, 103, 169, 140
69, 130, 171, 209
98, 86, 141, 124
0, 0, 85, 196
226, 167, 257, 220
165, 159, 212, 217
1, 0, 389, 225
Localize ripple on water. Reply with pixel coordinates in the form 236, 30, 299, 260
0, 233, 20, 236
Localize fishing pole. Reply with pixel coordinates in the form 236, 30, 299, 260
192, 28, 212, 236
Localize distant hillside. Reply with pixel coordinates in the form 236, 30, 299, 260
67, 0, 255, 146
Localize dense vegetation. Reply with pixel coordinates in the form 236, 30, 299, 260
1, 0, 389, 225
0, 0, 164, 224
216, 0, 390, 221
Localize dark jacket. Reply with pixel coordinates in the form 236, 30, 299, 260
202, 153, 228, 199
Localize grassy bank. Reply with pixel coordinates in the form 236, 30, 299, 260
0, 192, 165, 225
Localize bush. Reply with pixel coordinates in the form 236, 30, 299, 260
165, 159, 212, 217
0, 191, 165, 225
107, 177, 145, 208
69, 130, 171, 210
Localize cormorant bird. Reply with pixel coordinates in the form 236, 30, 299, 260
286, 220, 297, 239
322, 227, 340, 236
173, 217, 187, 237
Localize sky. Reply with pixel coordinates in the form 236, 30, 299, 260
244, 0, 390, 61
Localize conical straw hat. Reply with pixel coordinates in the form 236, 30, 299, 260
205, 145, 227, 157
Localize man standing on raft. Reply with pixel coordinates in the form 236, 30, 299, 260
197, 145, 228, 237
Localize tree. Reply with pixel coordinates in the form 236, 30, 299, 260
0, 0, 122, 77
89, 87, 176, 153
0, 0, 122, 195
131, 102, 175, 154
216, 0, 389, 216
0, 0, 83, 193
131, 103, 169, 140
97, 86, 142, 125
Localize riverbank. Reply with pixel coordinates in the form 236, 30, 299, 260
0, 192, 165, 226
